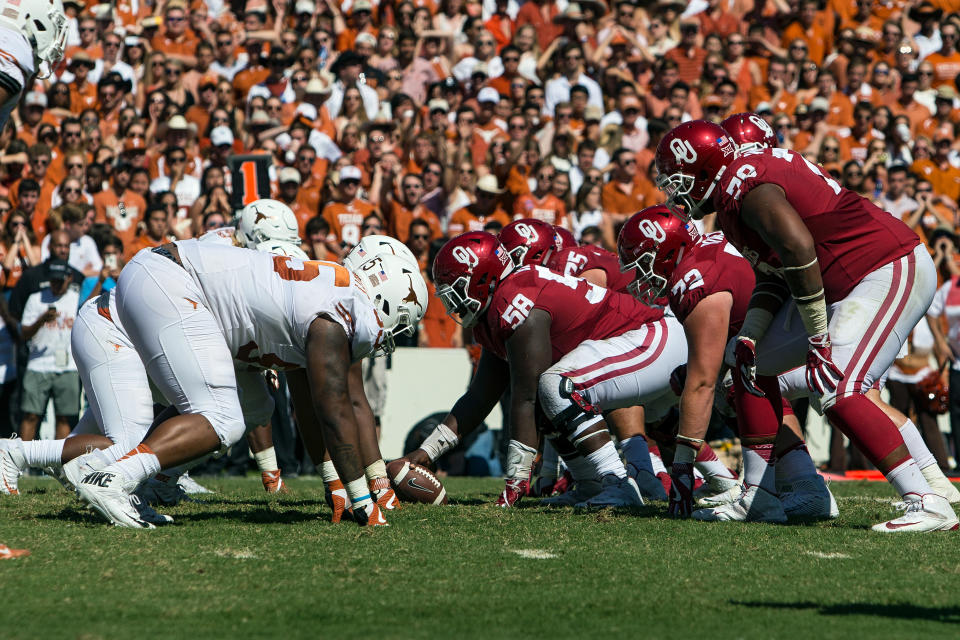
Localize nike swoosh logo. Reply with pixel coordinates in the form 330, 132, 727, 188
407, 478, 431, 492
885, 521, 922, 529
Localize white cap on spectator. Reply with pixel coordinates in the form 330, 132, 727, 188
755, 101, 774, 114
295, 102, 318, 120
24, 92, 47, 108
477, 87, 500, 104
210, 126, 234, 146
476, 174, 504, 194
92, 3, 114, 19
810, 97, 829, 113
356, 32, 377, 47
295, 0, 315, 14
428, 98, 449, 112
247, 85, 271, 102
340, 165, 362, 181
279, 167, 301, 184
167, 115, 189, 130
305, 78, 332, 95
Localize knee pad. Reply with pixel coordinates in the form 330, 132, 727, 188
539, 372, 601, 437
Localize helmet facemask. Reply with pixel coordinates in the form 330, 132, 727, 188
656, 167, 725, 222
622, 251, 666, 304
437, 276, 485, 328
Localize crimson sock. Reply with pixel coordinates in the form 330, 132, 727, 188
825, 395, 908, 467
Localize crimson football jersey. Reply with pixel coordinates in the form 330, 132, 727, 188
714, 148, 919, 302
667, 232, 755, 340
474, 265, 663, 361
547, 246, 635, 294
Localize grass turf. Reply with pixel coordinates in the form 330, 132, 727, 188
2, 476, 959, 639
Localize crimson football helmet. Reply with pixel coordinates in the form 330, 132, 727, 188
433, 232, 514, 327
499, 219, 560, 267
720, 112, 776, 153
618, 205, 699, 303
553, 225, 577, 250
655, 120, 738, 221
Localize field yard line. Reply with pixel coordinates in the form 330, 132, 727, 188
803, 551, 852, 560
509, 549, 558, 559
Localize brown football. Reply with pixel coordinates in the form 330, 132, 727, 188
386, 459, 448, 505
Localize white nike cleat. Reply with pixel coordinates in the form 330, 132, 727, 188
541, 479, 602, 507
781, 474, 838, 520
628, 465, 668, 501
129, 494, 174, 525
576, 475, 644, 508
63, 450, 112, 497
921, 465, 960, 504
178, 472, 213, 494
872, 493, 959, 533
43, 465, 72, 491
692, 484, 787, 523
695, 475, 743, 507
0, 438, 27, 495
77, 468, 155, 529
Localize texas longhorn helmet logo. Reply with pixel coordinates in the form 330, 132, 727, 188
403, 273, 425, 313
452, 245, 479, 268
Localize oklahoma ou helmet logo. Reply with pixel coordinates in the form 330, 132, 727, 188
452, 245, 479, 268
515, 223, 539, 242
637, 219, 666, 242
669, 138, 698, 164
748, 114, 774, 138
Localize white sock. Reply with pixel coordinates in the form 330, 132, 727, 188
364, 458, 387, 481
562, 454, 598, 482
344, 475, 372, 508
103, 443, 128, 464
253, 446, 278, 472
887, 457, 933, 497
506, 440, 537, 480
321, 459, 340, 483
898, 419, 937, 470
113, 444, 162, 484
540, 440, 561, 480
585, 441, 627, 479
742, 445, 776, 493
620, 436, 655, 476
776, 445, 818, 483
649, 449, 668, 476
22, 439, 65, 468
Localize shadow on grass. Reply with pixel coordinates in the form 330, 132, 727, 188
173, 508, 327, 525
732, 600, 960, 623
446, 498, 488, 506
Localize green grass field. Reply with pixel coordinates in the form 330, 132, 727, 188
2, 476, 959, 639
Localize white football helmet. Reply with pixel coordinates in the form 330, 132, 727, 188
4, 0, 68, 78
352, 253, 428, 356
343, 234, 419, 272
256, 240, 309, 260
234, 199, 300, 248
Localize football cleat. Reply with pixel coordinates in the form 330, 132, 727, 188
370, 476, 400, 510
780, 474, 838, 520
496, 478, 529, 508
177, 472, 214, 494
627, 463, 668, 501
324, 479, 353, 523
921, 465, 960, 504
576, 475, 644, 509
531, 471, 573, 497
0, 543, 30, 559
137, 475, 191, 507
540, 478, 602, 507
76, 468, 155, 529
694, 475, 743, 507
261, 469, 288, 494
0, 438, 27, 495
63, 450, 113, 497
872, 493, 959, 533
353, 500, 388, 527
129, 493, 174, 525
692, 484, 787, 523
43, 465, 72, 491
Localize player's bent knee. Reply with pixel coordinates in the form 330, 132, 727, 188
208, 414, 246, 449
538, 371, 601, 436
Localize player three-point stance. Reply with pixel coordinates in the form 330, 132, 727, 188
619, 205, 836, 521
64, 237, 425, 529
406, 231, 687, 508
655, 119, 957, 532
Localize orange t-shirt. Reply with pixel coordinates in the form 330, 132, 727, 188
925, 51, 960, 89
387, 202, 443, 243
782, 22, 830, 65
151, 31, 200, 58
421, 278, 459, 347
93, 189, 148, 258
601, 178, 652, 215
447, 206, 511, 236
322, 198, 378, 247
512, 192, 567, 226
911, 158, 960, 202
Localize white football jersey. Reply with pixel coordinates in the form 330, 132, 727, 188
175, 239, 383, 367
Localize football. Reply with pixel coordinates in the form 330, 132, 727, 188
386, 459, 448, 505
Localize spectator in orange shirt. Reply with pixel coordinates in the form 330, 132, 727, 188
890, 72, 933, 134
380, 172, 443, 242
337, 0, 378, 51
782, 0, 830, 65
448, 175, 511, 235
275, 167, 314, 234
515, 0, 562, 50
665, 20, 708, 87
513, 162, 567, 226
93, 163, 147, 259
151, 1, 200, 68
601, 147, 649, 217
68, 53, 98, 113
131, 206, 175, 254
913, 128, 960, 202
926, 21, 960, 89
748, 57, 797, 115
321, 165, 379, 258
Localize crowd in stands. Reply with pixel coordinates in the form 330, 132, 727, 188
4, 0, 960, 472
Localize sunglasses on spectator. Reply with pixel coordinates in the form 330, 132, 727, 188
362, 223, 382, 231
165, 67, 181, 75
620, 158, 636, 165
205, 220, 226, 229
217, 39, 232, 47
32, 158, 50, 166
916, 187, 933, 193
823, 145, 839, 152
169, 156, 187, 163
411, 233, 430, 240
63, 187, 81, 194
67, 162, 83, 169
8, 218, 23, 225
845, 171, 862, 177
790, 44, 807, 50
424, 168, 442, 175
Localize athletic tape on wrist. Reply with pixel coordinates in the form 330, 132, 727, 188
739, 307, 775, 342
421, 423, 459, 462
673, 442, 697, 465
796, 295, 829, 337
